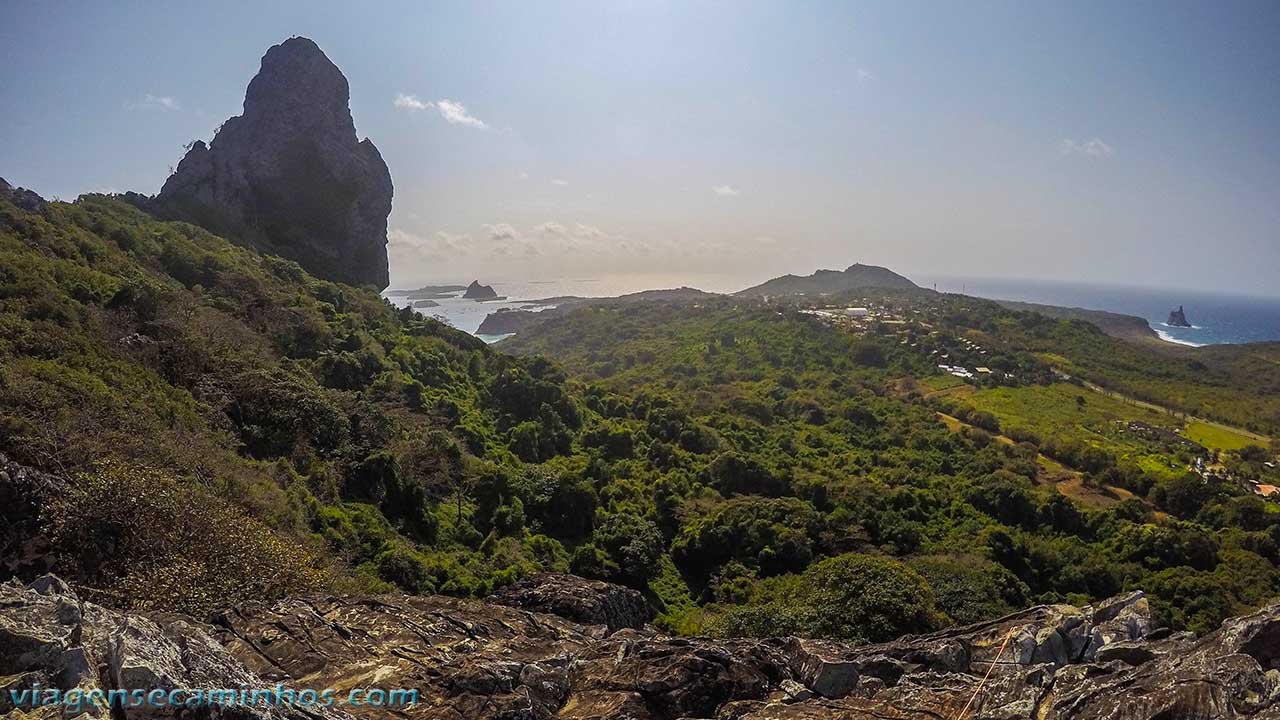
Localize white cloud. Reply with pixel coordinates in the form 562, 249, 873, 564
388, 228, 473, 266
573, 223, 607, 241
712, 184, 741, 197
856, 67, 876, 83
130, 94, 181, 111
394, 95, 487, 128
393, 93, 432, 111
551, 178, 569, 186
435, 99, 487, 128
482, 223, 522, 242
534, 221, 568, 236
1059, 138, 1114, 158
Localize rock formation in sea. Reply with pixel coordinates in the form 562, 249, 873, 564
152, 37, 393, 289
1168, 305, 1192, 327
463, 280, 499, 299
4, 570, 1280, 719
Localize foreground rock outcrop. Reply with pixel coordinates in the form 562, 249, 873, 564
4, 572, 1279, 720
488, 572, 654, 632
153, 37, 393, 289
0, 575, 351, 719
0, 453, 63, 580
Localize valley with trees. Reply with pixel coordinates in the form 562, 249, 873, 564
4, 188, 1277, 644
4, 14, 1280, 717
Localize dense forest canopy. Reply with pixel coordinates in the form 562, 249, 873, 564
2, 192, 1278, 640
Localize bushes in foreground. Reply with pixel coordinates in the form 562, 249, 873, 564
45, 460, 328, 616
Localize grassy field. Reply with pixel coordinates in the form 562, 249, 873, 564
961, 383, 1190, 480
967, 383, 1179, 434
1185, 421, 1259, 452
935, 409, 1132, 509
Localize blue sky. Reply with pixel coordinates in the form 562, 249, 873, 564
2, 1, 1278, 294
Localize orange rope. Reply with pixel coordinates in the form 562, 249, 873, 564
951, 625, 1018, 720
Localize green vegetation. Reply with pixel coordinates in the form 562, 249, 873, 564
0, 193, 586, 611
1186, 421, 1258, 452
504, 295, 1280, 635
3, 191, 1278, 641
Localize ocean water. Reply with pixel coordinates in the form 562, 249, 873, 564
383, 272, 751, 341
918, 276, 1280, 347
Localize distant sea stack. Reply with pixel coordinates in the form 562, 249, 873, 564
1168, 305, 1192, 327
153, 37, 393, 289
463, 281, 499, 300
736, 263, 917, 297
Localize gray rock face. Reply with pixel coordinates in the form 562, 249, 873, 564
487, 572, 654, 632
0, 452, 64, 579
0, 575, 351, 719
5, 573, 1280, 720
154, 37, 393, 289
0, 177, 46, 212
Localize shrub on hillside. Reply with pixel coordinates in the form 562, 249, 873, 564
710, 554, 947, 643
46, 460, 328, 617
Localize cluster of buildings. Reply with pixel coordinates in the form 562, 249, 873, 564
801, 305, 908, 331
935, 364, 995, 380
927, 335, 1000, 382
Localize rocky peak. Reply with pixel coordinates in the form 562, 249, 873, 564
153, 37, 393, 289
1168, 305, 1191, 328
0, 177, 46, 212
243, 37, 353, 133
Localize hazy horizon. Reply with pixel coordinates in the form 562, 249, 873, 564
3, 1, 1279, 297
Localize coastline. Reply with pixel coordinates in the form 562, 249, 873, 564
1153, 326, 1207, 348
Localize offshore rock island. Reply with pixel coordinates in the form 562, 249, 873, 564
1168, 305, 1192, 327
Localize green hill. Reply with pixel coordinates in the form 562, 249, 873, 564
736, 263, 918, 297
3, 189, 1279, 638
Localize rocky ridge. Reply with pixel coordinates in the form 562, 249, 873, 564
3, 571, 1279, 720
152, 37, 393, 289
0, 177, 46, 213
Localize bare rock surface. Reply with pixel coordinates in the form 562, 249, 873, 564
0, 452, 65, 579
0, 575, 351, 719
153, 37, 392, 289
487, 572, 654, 632
3, 568, 1280, 720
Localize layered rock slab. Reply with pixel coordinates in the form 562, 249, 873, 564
5, 570, 1280, 720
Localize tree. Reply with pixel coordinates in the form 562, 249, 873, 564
909, 555, 1029, 625
712, 554, 946, 643
590, 513, 664, 588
